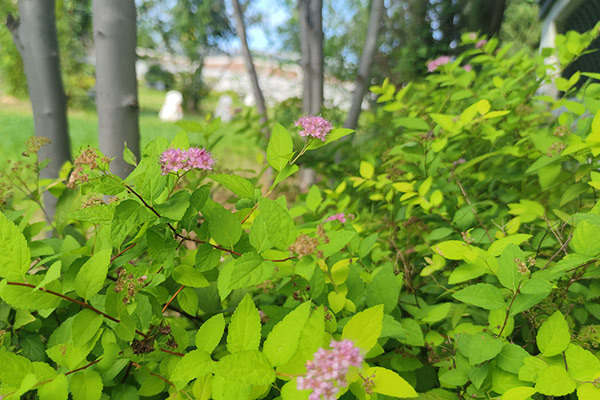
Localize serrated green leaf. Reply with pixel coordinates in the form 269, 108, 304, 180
537, 311, 570, 356
229, 252, 274, 291
263, 302, 311, 367
342, 305, 384, 352
227, 294, 261, 353
564, 344, 600, 381
0, 211, 30, 281
196, 314, 225, 354
38, 373, 68, 400
172, 265, 209, 287
253, 198, 296, 251
74, 249, 111, 300
366, 265, 400, 313
171, 349, 213, 386
535, 365, 576, 396
208, 207, 242, 248
70, 369, 103, 400
209, 174, 255, 199
366, 366, 418, 397
267, 123, 293, 171
213, 350, 275, 385
497, 245, 525, 292
457, 332, 503, 365
306, 185, 322, 212
72, 309, 103, 345
452, 283, 505, 310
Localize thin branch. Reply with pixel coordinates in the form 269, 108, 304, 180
162, 284, 185, 313
111, 243, 137, 262
6, 281, 147, 338
451, 169, 493, 242
541, 232, 573, 269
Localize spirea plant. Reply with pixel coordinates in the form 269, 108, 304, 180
4, 24, 600, 400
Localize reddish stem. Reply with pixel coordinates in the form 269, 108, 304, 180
162, 284, 185, 313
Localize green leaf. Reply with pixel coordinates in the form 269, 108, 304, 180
497, 244, 525, 292
578, 383, 600, 400
227, 294, 261, 353
564, 344, 600, 381
70, 369, 103, 400
342, 305, 384, 352
126, 156, 167, 204
209, 174, 255, 199
488, 235, 532, 257
0, 278, 62, 311
263, 302, 311, 367
74, 249, 111, 300
213, 350, 275, 386
271, 163, 299, 189
267, 123, 293, 171
155, 190, 190, 221
535, 365, 576, 396
196, 314, 225, 354
497, 343, 529, 374
360, 161, 375, 179
211, 375, 251, 400
123, 142, 137, 166
306, 185, 322, 212
432, 240, 472, 260
0, 211, 30, 280
452, 283, 505, 310
171, 349, 213, 386
365, 366, 418, 397
38, 373, 68, 400
178, 287, 199, 316
536, 311, 570, 357
72, 309, 104, 345
172, 265, 209, 288
570, 220, 600, 256
305, 128, 354, 150
0, 350, 33, 384
33, 260, 62, 290
501, 386, 536, 400
253, 198, 296, 251
457, 332, 503, 365
110, 199, 155, 246
366, 265, 400, 313
208, 207, 242, 248
195, 243, 222, 271
319, 230, 355, 257
394, 117, 430, 131
229, 252, 274, 291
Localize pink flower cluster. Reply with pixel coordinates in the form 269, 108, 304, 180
476, 39, 488, 49
427, 55, 451, 72
463, 64, 472, 72
159, 147, 214, 175
297, 340, 363, 400
295, 116, 333, 142
325, 213, 346, 223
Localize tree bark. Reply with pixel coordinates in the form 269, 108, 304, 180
308, 0, 323, 115
231, 0, 268, 125
8, 0, 71, 222
344, 0, 384, 129
298, 0, 312, 114
93, 0, 140, 178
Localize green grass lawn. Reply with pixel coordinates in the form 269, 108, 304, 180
0, 87, 261, 172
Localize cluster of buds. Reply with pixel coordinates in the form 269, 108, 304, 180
80, 195, 104, 209
113, 267, 147, 304
547, 142, 566, 157
131, 322, 176, 355
290, 234, 321, 258
461, 231, 474, 244
292, 281, 311, 302
297, 340, 364, 400
554, 125, 570, 137
22, 136, 51, 157
256, 279, 275, 294
295, 116, 333, 142
67, 147, 107, 189
476, 39, 488, 49
513, 257, 530, 275
159, 147, 214, 175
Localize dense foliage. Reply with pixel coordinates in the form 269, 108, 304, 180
3, 25, 600, 400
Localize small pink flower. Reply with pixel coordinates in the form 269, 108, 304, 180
297, 339, 363, 399
159, 147, 214, 175
186, 147, 214, 171
325, 213, 346, 223
427, 55, 451, 72
295, 116, 333, 141
160, 148, 186, 174
476, 39, 487, 49
463, 64, 472, 72
467, 32, 477, 40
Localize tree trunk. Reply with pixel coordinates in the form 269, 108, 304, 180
298, 0, 312, 114
93, 0, 140, 178
8, 0, 71, 222
344, 0, 384, 129
231, 0, 268, 125
308, 0, 323, 115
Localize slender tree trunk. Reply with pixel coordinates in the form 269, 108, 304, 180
298, 0, 312, 114
93, 0, 140, 178
7, 0, 70, 222
308, 0, 323, 115
344, 0, 384, 129
231, 0, 268, 125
